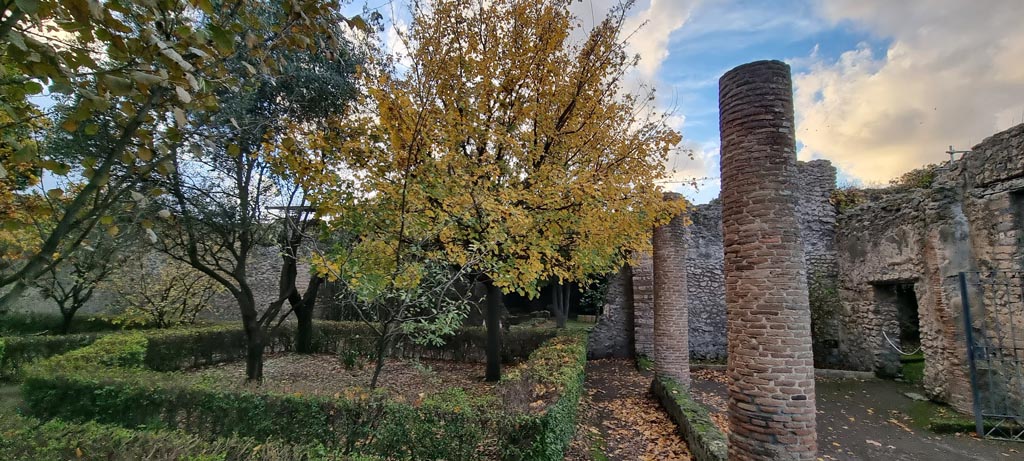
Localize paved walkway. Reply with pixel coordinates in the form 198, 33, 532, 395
691, 370, 1022, 460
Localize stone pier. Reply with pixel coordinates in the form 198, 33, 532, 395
719, 60, 817, 460
653, 192, 690, 385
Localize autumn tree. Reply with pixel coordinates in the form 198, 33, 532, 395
104, 256, 222, 328
0, 0, 361, 311
368, 0, 684, 380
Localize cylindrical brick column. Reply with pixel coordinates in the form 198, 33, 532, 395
719, 60, 817, 460
653, 192, 689, 386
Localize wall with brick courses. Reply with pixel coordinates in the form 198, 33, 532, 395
632, 253, 655, 358
654, 193, 690, 384
719, 60, 817, 460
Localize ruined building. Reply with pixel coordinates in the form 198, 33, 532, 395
590, 118, 1024, 416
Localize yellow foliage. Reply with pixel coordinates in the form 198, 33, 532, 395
355, 0, 685, 296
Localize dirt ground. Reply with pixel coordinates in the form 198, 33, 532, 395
565, 358, 691, 461
193, 353, 497, 403
691, 368, 1022, 460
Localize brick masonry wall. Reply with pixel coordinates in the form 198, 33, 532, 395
654, 193, 690, 385
633, 253, 655, 358
719, 60, 817, 460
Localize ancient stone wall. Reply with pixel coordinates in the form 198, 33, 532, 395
587, 265, 635, 358
685, 202, 726, 361
835, 123, 1024, 413
632, 253, 655, 358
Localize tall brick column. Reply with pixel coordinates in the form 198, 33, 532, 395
719, 60, 817, 460
653, 192, 689, 385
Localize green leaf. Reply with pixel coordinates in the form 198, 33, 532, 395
22, 80, 43, 94
101, 74, 134, 96
209, 25, 234, 54
137, 147, 153, 162
84, 124, 100, 135
227, 144, 240, 156
13, 143, 36, 162
14, 0, 39, 15
99, 215, 114, 225
46, 188, 63, 199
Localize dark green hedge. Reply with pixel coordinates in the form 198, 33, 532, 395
0, 312, 146, 335
22, 326, 588, 460
0, 412, 377, 461
0, 332, 103, 380
2, 321, 556, 382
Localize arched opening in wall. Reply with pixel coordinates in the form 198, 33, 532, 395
872, 282, 923, 380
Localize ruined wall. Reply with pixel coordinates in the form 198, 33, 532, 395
587, 265, 635, 358
685, 202, 726, 361
835, 123, 1024, 413
631, 160, 836, 363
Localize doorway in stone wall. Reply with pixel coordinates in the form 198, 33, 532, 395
872, 282, 923, 379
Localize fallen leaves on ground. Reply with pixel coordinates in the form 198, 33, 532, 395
192, 353, 496, 403
565, 359, 691, 461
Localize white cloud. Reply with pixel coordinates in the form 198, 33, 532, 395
622, 0, 699, 78
569, 0, 697, 80
794, 0, 1024, 183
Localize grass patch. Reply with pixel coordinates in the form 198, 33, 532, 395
900, 352, 924, 384
637, 355, 654, 372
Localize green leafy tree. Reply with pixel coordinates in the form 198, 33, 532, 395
151, 11, 361, 381
0, 0, 364, 311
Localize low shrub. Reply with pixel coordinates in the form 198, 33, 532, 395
22, 325, 588, 460
498, 330, 588, 460
0, 412, 376, 461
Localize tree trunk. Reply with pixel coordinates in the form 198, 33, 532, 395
60, 309, 75, 334
240, 296, 264, 382
485, 280, 502, 382
370, 323, 392, 389
294, 276, 323, 354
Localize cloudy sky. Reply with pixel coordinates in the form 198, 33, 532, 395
354, 0, 1024, 203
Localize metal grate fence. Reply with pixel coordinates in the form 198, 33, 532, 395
959, 271, 1024, 441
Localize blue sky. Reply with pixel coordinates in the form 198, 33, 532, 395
350, 0, 1024, 204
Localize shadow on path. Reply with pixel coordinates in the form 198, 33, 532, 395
691, 369, 1021, 460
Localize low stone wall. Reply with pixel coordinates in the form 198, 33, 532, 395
651, 376, 728, 461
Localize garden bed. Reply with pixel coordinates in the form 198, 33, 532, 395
193, 354, 499, 403
20, 323, 588, 460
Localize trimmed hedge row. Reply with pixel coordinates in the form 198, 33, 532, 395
0, 311, 149, 335
0, 332, 103, 380
0, 412, 377, 461
22, 327, 588, 460
1, 320, 558, 382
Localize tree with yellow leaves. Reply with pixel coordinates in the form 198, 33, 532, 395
365, 0, 684, 380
